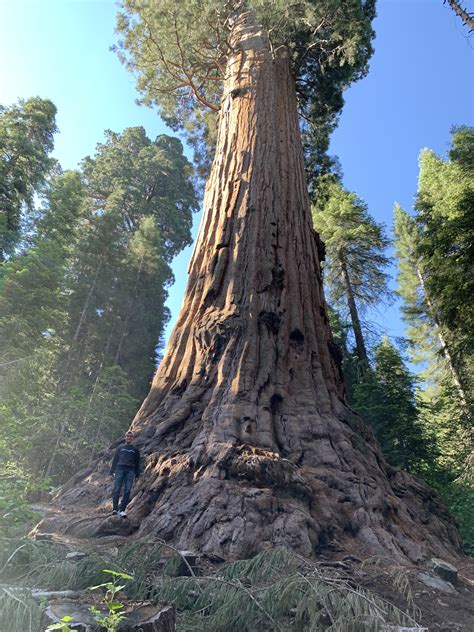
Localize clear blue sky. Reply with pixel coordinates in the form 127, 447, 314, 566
1, 0, 473, 356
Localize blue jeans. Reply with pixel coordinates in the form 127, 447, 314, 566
112, 468, 135, 512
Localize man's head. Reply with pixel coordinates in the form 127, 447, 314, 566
124, 431, 135, 444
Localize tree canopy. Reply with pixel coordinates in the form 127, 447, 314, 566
115, 0, 375, 175
0, 97, 57, 260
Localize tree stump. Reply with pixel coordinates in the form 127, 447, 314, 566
41, 600, 175, 632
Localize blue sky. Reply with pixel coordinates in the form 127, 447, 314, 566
1, 0, 473, 355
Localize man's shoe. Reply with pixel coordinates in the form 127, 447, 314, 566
112, 510, 118, 515
119, 511, 127, 518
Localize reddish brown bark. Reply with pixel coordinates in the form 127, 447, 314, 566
40, 7, 461, 563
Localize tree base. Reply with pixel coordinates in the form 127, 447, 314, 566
33, 430, 462, 563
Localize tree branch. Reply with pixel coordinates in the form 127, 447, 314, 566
445, 0, 474, 31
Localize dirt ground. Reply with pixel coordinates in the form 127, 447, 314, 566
322, 547, 474, 632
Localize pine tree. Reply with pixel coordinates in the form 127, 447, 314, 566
393, 128, 474, 549
352, 338, 432, 473
0, 171, 85, 362
65, 128, 197, 399
41, 2, 462, 562
0, 127, 198, 481
0, 97, 57, 260
393, 127, 474, 408
0, 171, 86, 478
312, 178, 392, 373
415, 128, 473, 402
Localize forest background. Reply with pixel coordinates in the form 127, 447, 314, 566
0, 0, 473, 549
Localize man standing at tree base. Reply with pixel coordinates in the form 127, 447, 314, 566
110, 431, 140, 517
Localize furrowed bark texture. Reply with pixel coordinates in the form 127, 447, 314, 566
42, 8, 461, 562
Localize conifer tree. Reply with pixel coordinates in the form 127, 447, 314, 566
0, 127, 198, 480
65, 128, 197, 399
352, 338, 432, 473
0, 171, 86, 477
0, 97, 57, 260
115, 0, 375, 175
393, 127, 474, 408
312, 178, 392, 373
393, 128, 474, 547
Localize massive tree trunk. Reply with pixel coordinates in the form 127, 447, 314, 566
42, 7, 461, 562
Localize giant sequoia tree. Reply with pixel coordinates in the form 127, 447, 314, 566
43, 1, 461, 562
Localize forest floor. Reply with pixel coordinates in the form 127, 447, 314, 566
26, 502, 474, 632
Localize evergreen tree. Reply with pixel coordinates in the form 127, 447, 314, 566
352, 338, 432, 473
393, 127, 474, 548
393, 126, 474, 407
0, 171, 86, 478
66, 128, 197, 399
416, 127, 473, 401
0, 127, 198, 481
312, 178, 392, 373
0, 97, 57, 260
0, 171, 85, 361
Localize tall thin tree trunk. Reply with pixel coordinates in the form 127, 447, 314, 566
44, 421, 67, 478
416, 267, 469, 408
70, 261, 102, 350
114, 256, 144, 364
47, 5, 461, 562
57, 260, 102, 393
340, 257, 369, 373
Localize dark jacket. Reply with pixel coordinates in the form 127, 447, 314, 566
110, 443, 140, 478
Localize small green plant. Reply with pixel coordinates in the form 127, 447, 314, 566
45, 614, 74, 631
89, 569, 133, 632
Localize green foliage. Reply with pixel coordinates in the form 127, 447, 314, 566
45, 615, 74, 631
393, 127, 473, 401
0, 474, 42, 537
0, 542, 423, 632
393, 127, 474, 549
115, 0, 375, 176
89, 570, 133, 632
415, 128, 474, 391
0, 124, 197, 483
0, 97, 58, 260
313, 178, 391, 311
150, 548, 419, 631
352, 338, 433, 473
433, 477, 474, 554
0, 587, 43, 632
313, 178, 392, 368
